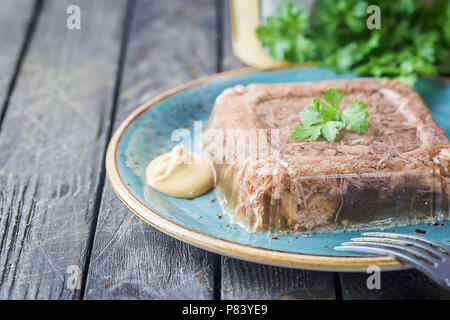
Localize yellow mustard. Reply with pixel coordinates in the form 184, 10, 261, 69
145, 145, 214, 198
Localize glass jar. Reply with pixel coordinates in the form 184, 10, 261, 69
229, 0, 314, 68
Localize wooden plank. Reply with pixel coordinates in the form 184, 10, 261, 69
221, 258, 336, 300
340, 270, 450, 300
218, 0, 336, 300
83, 0, 217, 300
0, 0, 127, 299
0, 0, 36, 123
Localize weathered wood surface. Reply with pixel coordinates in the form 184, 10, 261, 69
83, 0, 217, 300
0, 0, 127, 299
340, 270, 450, 300
0, 0, 37, 125
218, 1, 336, 300
221, 259, 336, 300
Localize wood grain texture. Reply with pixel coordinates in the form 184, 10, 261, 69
0, 0, 36, 121
0, 0, 127, 299
340, 270, 450, 300
221, 258, 336, 300
218, 0, 336, 300
83, 0, 217, 300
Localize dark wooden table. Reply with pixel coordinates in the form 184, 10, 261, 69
0, 0, 449, 300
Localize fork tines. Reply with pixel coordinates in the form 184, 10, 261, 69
335, 231, 450, 290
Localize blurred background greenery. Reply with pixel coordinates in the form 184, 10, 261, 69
234, 0, 450, 85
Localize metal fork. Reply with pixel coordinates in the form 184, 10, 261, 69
335, 232, 450, 290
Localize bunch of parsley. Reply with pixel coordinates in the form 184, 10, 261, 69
256, 0, 450, 85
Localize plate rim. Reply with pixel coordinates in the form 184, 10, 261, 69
105, 66, 424, 271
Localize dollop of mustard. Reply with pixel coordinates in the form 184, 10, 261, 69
145, 145, 214, 198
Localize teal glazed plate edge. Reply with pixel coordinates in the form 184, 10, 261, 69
106, 66, 450, 272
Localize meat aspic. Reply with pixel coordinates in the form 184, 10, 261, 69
204, 78, 450, 233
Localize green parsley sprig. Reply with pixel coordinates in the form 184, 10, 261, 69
256, 1, 450, 85
291, 88, 369, 142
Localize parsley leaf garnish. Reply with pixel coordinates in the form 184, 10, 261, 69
323, 88, 344, 109
291, 88, 369, 142
342, 100, 370, 133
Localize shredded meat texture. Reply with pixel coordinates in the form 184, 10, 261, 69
204, 78, 450, 233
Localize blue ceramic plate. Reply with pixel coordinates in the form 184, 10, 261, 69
106, 67, 449, 271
